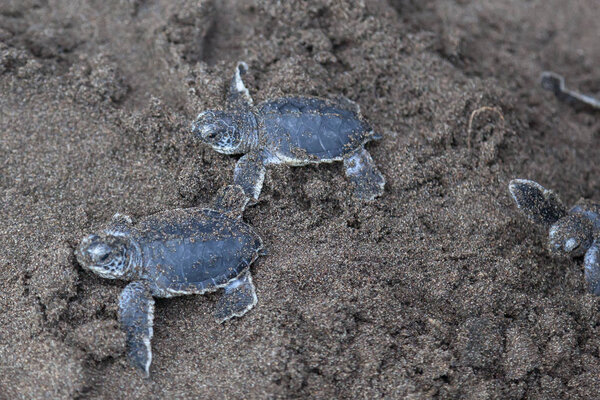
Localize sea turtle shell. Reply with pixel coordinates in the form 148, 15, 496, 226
132, 208, 263, 296
257, 97, 377, 162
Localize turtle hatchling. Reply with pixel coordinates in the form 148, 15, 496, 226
75, 185, 264, 376
509, 179, 600, 294
191, 61, 385, 202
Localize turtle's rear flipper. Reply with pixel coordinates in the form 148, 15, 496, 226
227, 61, 253, 110
508, 179, 568, 227
585, 241, 600, 295
344, 147, 385, 201
214, 271, 257, 323
119, 282, 155, 377
541, 71, 600, 112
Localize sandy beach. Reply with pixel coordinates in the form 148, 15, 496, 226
1, 0, 600, 398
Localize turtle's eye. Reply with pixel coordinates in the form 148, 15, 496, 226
88, 242, 112, 263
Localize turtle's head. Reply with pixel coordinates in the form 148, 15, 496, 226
192, 110, 248, 154
76, 233, 134, 279
548, 214, 594, 257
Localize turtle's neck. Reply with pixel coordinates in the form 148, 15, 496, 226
237, 111, 259, 153
116, 233, 143, 281
126, 237, 144, 281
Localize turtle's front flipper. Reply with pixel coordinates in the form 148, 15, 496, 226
107, 213, 134, 235
234, 151, 270, 201
227, 61, 253, 110
508, 179, 568, 227
214, 270, 258, 323
585, 241, 600, 295
541, 72, 600, 112
343, 147, 385, 201
119, 281, 155, 377
213, 184, 248, 219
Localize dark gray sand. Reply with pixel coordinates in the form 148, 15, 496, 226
2, 0, 600, 398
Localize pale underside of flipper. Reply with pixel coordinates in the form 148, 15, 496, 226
214, 270, 258, 323
227, 61, 253, 110
119, 281, 155, 377
584, 240, 600, 295
343, 147, 385, 201
508, 179, 568, 227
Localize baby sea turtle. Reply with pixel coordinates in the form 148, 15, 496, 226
191, 62, 385, 202
75, 185, 264, 376
509, 179, 600, 294
541, 71, 600, 112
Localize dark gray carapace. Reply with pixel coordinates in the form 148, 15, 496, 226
75, 186, 263, 376
509, 179, 600, 295
192, 62, 385, 202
